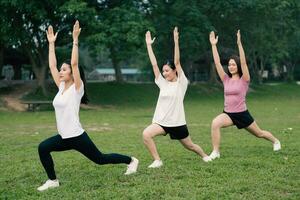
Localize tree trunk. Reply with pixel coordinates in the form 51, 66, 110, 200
0, 45, 3, 78
24, 47, 48, 95
258, 58, 264, 84
13, 64, 22, 80
209, 62, 218, 84
112, 59, 123, 82
249, 51, 261, 84
110, 48, 123, 82
187, 61, 193, 83
32, 64, 48, 95
286, 62, 295, 82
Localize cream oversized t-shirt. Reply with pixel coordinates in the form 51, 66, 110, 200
152, 72, 188, 127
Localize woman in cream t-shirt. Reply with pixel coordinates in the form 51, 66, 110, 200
142, 27, 211, 169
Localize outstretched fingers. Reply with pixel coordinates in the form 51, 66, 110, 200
146, 31, 155, 44
237, 29, 241, 44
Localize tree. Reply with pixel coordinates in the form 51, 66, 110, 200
87, 0, 150, 82
0, 1, 16, 78
144, 0, 212, 81
201, 0, 300, 83
1, 0, 95, 94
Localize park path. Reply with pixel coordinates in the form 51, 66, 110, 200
0, 82, 102, 111
0, 83, 32, 111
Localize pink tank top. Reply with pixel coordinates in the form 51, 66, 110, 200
223, 74, 249, 113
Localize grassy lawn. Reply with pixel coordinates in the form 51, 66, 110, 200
0, 82, 299, 199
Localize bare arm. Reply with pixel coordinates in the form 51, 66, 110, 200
173, 27, 183, 75
210, 31, 226, 81
46, 25, 60, 87
71, 20, 82, 91
145, 31, 160, 79
237, 30, 250, 81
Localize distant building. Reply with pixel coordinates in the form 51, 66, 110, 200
2, 65, 14, 80
88, 68, 143, 82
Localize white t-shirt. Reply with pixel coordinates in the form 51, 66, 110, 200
152, 72, 188, 127
52, 81, 85, 139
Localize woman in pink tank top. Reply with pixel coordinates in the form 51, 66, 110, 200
208, 30, 281, 160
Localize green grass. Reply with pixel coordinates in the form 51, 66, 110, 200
1, 82, 300, 199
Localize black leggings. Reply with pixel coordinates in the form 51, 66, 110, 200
38, 132, 132, 180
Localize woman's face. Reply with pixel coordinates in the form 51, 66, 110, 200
228, 59, 238, 76
162, 64, 177, 81
59, 63, 73, 82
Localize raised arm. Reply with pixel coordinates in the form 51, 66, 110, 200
71, 20, 82, 91
46, 25, 60, 87
237, 30, 250, 81
145, 31, 160, 79
209, 31, 226, 81
173, 27, 183, 76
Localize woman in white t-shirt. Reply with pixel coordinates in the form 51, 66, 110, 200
37, 21, 138, 191
143, 27, 211, 168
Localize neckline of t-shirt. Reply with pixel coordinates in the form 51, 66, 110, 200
168, 80, 178, 83
160, 73, 179, 83
166, 77, 179, 83
61, 83, 74, 95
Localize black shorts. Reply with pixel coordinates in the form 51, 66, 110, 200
223, 110, 254, 129
158, 124, 189, 140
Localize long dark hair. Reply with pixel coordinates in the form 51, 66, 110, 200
63, 60, 89, 104
227, 55, 243, 78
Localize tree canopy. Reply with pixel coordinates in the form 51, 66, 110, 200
1, 0, 299, 94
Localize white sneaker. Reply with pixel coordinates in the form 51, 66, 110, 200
37, 179, 59, 191
148, 160, 163, 168
209, 150, 220, 160
124, 157, 139, 175
273, 140, 281, 151
202, 156, 212, 162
